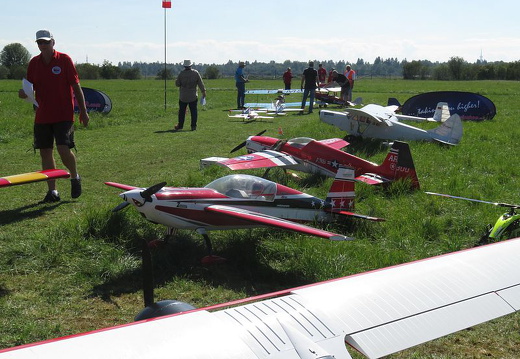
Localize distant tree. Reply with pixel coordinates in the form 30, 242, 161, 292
76, 63, 100, 79
447, 56, 466, 80
121, 67, 141, 80
204, 65, 219, 79
0, 65, 9, 79
156, 68, 173, 80
8, 64, 27, 80
100, 60, 121, 79
432, 63, 451, 80
0, 43, 31, 68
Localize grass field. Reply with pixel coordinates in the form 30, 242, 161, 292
0, 78, 519, 358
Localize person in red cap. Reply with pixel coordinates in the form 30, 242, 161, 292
18, 29, 89, 203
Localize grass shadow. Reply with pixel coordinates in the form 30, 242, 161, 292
0, 201, 70, 226
89, 227, 313, 305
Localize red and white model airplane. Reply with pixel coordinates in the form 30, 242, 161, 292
2, 237, 519, 358
105, 167, 383, 261
201, 135, 420, 189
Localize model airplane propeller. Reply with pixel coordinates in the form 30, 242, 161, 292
201, 134, 420, 189
106, 167, 383, 263
229, 129, 267, 153
320, 103, 463, 145
426, 191, 520, 242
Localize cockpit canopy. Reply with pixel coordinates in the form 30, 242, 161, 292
205, 174, 277, 201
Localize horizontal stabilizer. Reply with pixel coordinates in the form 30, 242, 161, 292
332, 209, 385, 222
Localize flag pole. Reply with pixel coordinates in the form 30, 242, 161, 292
163, 6, 167, 110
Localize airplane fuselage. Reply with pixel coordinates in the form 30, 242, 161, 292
120, 187, 329, 232
320, 110, 432, 141
246, 136, 382, 178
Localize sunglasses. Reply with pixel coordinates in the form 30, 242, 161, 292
37, 40, 52, 45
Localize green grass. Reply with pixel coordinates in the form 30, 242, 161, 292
0, 78, 519, 357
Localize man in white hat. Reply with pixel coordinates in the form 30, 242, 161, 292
18, 29, 89, 203
174, 59, 206, 131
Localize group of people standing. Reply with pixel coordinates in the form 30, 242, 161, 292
283, 62, 356, 114
18, 28, 354, 202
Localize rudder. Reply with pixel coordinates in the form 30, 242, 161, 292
379, 141, 420, 189
325, 166, 356, 211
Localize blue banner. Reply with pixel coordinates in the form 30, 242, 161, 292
74, 87, 112, 114
398, 91, 496, 121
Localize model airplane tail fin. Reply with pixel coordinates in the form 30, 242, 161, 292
432, 102, 450, 122
325, 166, 356, 211
378, 141, 420, 189
428, 113, 463, 145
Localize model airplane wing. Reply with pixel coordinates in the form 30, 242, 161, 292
356, 104, 397, 121
0, 169, 70, 188
205, 204, 351, 240
228, 113, 274, 120
317, 138, 349, 150
246, 89, 303, 95
2, 238, 519, 358
104, 182, 139, 191
208, 150, 299, 171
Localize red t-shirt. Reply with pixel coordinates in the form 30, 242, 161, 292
27, 51, 79, 124
318, 67, 327, 82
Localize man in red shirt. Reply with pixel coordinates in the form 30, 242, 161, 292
282, 67, 293, 90
19, 29, 89, 202
317, 63, 327, 85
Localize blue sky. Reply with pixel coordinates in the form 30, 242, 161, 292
2, 0, 519, 66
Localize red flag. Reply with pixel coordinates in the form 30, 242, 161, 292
162, 1, 171, 8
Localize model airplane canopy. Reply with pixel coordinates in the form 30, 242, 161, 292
2, 237, 519, 358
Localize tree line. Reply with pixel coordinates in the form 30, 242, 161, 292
1, 42, 519, 81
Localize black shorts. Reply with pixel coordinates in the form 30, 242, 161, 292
33, 122, 75, 149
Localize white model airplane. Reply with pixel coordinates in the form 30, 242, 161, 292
320, 103, 463, 145
262, 95, 307, 115
244, 95, 311, 115
228, 107, 274, 121
1, 237, 518, 358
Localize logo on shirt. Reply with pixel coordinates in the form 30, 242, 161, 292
52, 66, 62, 75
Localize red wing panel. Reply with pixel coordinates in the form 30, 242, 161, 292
205, 205, 351, 240
316, 138, 349, 150
0, 169, 70, 188
219, 151, 298, 170
104, 182, 139, 191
